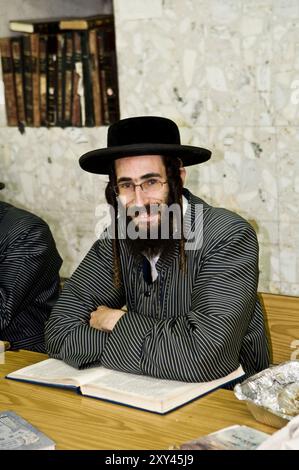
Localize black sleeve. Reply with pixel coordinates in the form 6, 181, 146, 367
0, 218, 61, 331
45, 239, 126, 369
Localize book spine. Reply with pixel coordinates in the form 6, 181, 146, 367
97, 27, 120, 125
63, 32, 73, 127
88, 29, 102, 126
56, 33, 65, 127
71, 31, 83, 126
81, 31, 94, 127
46, 34, 57, 126
106, 50, 120, 124
0, 38, 18, 126
39, 35, 48, 126
22, 35, 34, 126
10, 37, 26, 126
30, 33, 40, 126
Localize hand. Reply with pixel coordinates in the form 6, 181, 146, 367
89, 305, 126, 332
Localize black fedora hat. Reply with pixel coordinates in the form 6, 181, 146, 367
79, 116, 211, 174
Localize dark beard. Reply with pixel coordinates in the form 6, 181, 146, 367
123, 201, 181, 258
126, 235, 178, 258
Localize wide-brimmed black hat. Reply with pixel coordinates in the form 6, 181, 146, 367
79, 116, 211, 174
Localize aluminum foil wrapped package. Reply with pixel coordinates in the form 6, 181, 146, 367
234, 361, 299, 428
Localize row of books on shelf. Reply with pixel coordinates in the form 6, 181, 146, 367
0, 15, 120, 128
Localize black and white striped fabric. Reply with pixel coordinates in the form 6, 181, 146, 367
46, 189, 269, 382
0, 202, 62, 352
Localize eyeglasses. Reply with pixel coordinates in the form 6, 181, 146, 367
114, 178, 168, 196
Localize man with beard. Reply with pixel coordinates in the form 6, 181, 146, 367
45, 116, 269, 383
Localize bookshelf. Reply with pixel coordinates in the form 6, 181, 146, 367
0, 0, 119, 129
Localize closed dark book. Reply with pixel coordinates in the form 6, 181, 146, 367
56, 33, 65, 126
46, 34, 58, 126
97, 27, 120, 125
39, 35, 48, 126
63, 32, 73, 127
81, 31, 94, 127
30, 33, 40, 126
71, 31, 83, 127
11, 37, 26, 126
0, 37, 18, 126
89, 29, 103, 126
22, 35, 34, 125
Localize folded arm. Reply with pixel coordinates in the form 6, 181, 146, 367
45, 239, 126, 368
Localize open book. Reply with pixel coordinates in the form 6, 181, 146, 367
6, 359, 244, 414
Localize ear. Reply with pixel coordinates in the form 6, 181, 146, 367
180, 166, 186, 186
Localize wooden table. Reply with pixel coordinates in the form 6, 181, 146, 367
0, 350, 276, 450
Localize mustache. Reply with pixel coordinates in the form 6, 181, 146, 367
126, 203, 165, 218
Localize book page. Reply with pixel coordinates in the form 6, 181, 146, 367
7, 359, 107, 387
84, 369, 196, 398
82, 365, 244, 405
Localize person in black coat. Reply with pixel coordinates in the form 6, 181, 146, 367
45, 117, 269, 383
0, 185, 62, 352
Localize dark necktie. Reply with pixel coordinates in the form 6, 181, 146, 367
142, 256, 153, 284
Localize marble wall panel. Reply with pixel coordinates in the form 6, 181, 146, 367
43, 210, 99, 278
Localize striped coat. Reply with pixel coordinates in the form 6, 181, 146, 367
0, 202, 62, 352
46, 189, 269, 382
